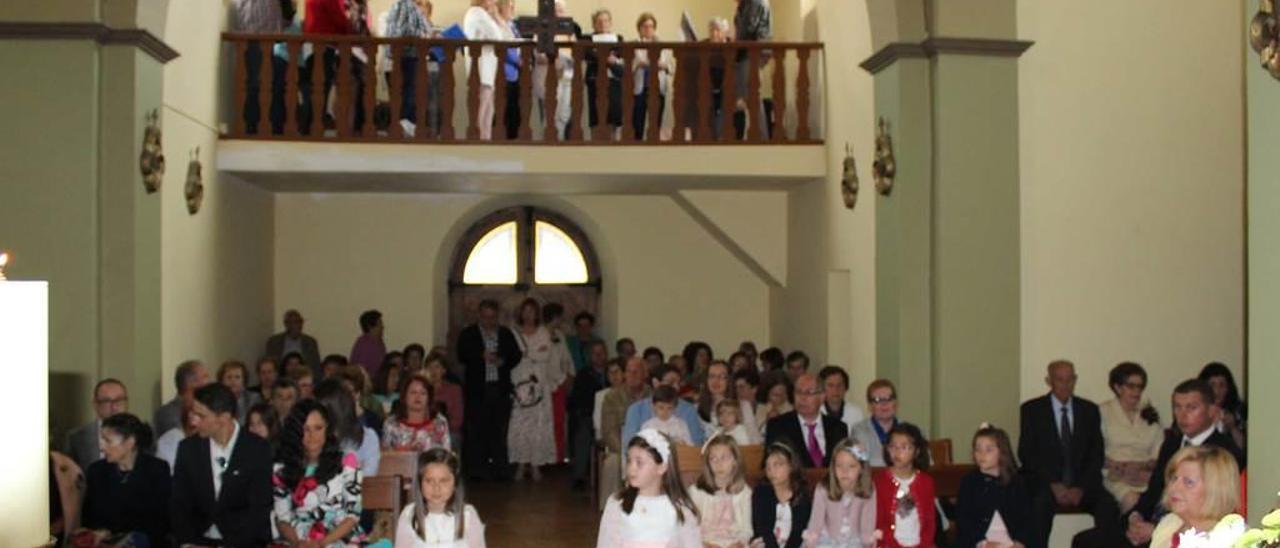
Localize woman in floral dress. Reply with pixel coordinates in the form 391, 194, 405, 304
508, 298, 571, 481
273, 400, 365, 547
383, 374, 451, 451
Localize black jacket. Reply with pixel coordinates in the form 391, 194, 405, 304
456, 323, 522, 399
952, 470, 1032, 548
752, 482, 812, 548
1017, 394, 1104, 490
1131, 428, 1244, 521
171, 429, 273, 547
83, 454, 172, 547
764, 411, 848, 468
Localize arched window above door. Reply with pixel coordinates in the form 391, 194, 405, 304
452, 207, 601, 289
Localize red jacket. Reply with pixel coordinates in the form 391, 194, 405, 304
304, 0, 351, 34
873, 468, 937, 548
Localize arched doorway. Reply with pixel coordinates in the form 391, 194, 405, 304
446, 206, 602, 363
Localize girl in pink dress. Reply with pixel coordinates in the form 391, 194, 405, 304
688, 435, 753, 548
596, 429, 702, 548
804, 438, 878, 548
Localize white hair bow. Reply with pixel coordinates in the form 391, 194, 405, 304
636, 428, 672, 463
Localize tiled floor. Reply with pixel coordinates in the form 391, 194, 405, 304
468, 465, 600, 547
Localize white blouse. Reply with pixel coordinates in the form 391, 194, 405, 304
394, 503, 486, 548
462, 7, 505, 87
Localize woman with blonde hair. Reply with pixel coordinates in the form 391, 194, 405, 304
1149, 445, 1241, 547
463, 0, 504, 140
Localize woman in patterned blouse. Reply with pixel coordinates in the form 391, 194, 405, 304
383, 374, 452, 451
272, 400, 365, 547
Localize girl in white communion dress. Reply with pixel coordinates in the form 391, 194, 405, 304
596, 429, 703, 548
394, 448, 486, 548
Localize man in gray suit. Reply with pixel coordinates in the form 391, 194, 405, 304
153, 360, 210, 436
65, 378, 129, 470
265, 309, 322, 379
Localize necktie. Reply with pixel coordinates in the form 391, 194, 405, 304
1059, 406, 1074, 485
806, 422, 823, 467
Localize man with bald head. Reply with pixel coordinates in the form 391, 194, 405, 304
1019, 360, 1117, 548
765, 373, 848, 468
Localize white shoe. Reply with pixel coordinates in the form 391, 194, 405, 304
400, 119, 416, 138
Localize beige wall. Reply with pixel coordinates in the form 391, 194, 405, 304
0, 40, 103, 432
159, 0, 275, 399
1017, 0, 1245, 406
274, 192, 770, 361
770, 0, 877, 397
1246, 0, 1280, 521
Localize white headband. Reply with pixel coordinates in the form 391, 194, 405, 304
636, 428, 672, 463
845, 443, 869, 462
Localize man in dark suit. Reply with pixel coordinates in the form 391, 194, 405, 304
1019, 360, 1119, 548
265, 309, 322, 379
65, 378, 129, 470
154, 360, 210, 437
766, 373, 848, 468
1072, 378, 1244, 547
457, 299, 522, 481
172, 383, 273, 547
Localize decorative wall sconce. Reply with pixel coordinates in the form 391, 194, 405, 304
873, 118, 896, 195
841, 143, 859, 210
139, 109, 164, 193
1251, 0, 1280, 79
185, 147, 204, 215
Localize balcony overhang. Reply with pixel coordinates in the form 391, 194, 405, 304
217, 140, 827, 193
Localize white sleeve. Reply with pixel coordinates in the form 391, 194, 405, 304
735, 487, 755, 543
465, 505, 487, 548
394, 505, 418, 548
741, 401, 762, 443
596, 497, 623, 548
677, 505, 703, 548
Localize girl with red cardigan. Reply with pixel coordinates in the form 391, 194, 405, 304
873, 422, 937, 548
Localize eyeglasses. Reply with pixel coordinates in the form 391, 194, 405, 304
96, 397, 128, 406
868, 396, 897, 405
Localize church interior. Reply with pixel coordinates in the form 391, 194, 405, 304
1, 0, 1277, 546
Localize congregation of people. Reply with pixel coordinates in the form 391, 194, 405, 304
48, 293, 1251, 547
232, 0, 775, 142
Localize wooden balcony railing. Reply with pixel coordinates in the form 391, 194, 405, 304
223, 33, 823, 145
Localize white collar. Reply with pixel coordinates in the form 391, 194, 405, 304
213, 422, 240, 453
1184, 426, 1215, 447
798, 413, 823, 428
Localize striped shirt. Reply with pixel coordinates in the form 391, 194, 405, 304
233, 0, 283, 33
383, 0, 433, 59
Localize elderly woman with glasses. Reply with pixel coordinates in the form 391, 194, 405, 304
1099, 362, 1164, 513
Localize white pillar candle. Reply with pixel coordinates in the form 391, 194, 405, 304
0, 281, 50, 546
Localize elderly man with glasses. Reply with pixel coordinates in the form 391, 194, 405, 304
763, 373, 848, 468
65, 379, 130, 470
849, 378, 925, 467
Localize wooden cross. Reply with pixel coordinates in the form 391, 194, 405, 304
515, 0, 578, 56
